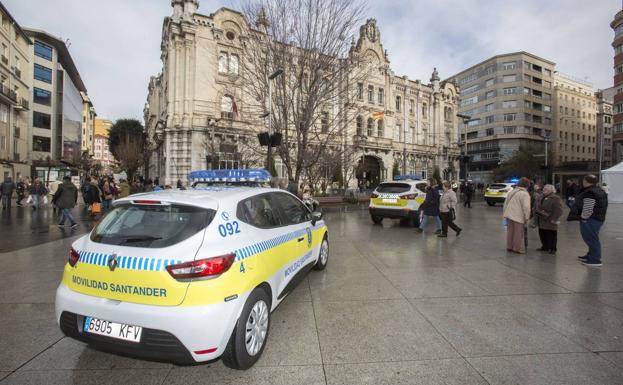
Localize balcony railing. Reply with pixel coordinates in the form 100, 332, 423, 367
19, 98, 28, 110
0, 84, 17, 102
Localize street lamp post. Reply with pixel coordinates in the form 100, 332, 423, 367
265, 69, 283, 173
456, 113, 472, 181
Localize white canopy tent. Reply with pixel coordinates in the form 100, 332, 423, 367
601, 161, 623, 203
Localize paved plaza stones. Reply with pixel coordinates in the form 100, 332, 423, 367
1, 202, 622, 384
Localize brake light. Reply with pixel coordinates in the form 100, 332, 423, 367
401, 194, 416, 200
166, 254, 236, 280
371, 193, 379, 198
132, 200, 163, 205
69, 248, 80, 267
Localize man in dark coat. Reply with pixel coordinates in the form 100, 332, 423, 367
535, 184, 563, 254
416, 179, 442, 234
16, 178, 26, 206
574, 175, 608, 267
52, 176, 78, 228
463, 181, 474, 208
1, 177, 16, 209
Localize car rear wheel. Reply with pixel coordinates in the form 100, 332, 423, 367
222, 288, 271, 370
486, 201, 495, 206
313, 235, 329, 271
371, 215, 383, 224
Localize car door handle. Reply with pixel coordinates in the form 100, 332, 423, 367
297, 237, 305, 242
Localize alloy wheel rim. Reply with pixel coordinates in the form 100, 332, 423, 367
245, 299, 268, 356
320, 240, 329, 265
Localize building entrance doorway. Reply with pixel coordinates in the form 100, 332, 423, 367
356, 155, 382, 190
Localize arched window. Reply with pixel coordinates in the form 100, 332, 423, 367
377, 119, 384, 137
356, 115, 363, 135
367, 118, 374, 136
221, 95, 233, 118
229, 54, 239, 74
218, 52, 228, 73
422, 102, 428, 118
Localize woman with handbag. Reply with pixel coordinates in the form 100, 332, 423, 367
85, 179, 102, 217
438, 181, 462, 238
535, 184, 563, 254
102, 180, 113, 212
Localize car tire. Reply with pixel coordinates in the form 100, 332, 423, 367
313, 235, 329, 271
371, 215, 383, 224
222, 287, 271, 370
486, 201, 495, 206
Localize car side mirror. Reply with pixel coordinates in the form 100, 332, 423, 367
311, 211, 322, 226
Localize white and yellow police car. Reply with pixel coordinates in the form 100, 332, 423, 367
368, 175, 427, 226
484, 180, 517, 206
55, 169, 329, 369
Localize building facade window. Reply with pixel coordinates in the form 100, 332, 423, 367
321, 111, 329, 133
0, 103, 7, 122
357, 83, 363, 100
33, 111, 51, 129
377, 119, 384, 137
502, 75, 516, 83
485, 128, 494, 136
422, 103, 427, 118
34, 41, 53, 61
32, 135, 51, 152
34, 64, 52, 83
367, 118, 374, 136
368, 85, 374, 103
356, 115, 363, 135
220, 95, 234, 118
503, 113, 516, 121
396, 95, 401, 111
502, 100, 517, 108
378, 88, 384, 104
229, 54, 239, 74
218, 52, 228, 73
502, 61, 516, 70
33, 87, 51, 106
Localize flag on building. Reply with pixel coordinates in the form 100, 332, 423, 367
232, 99, 239, 118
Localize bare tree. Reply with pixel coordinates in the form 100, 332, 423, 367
239, 0, 370, 187
114, 140, 146, 182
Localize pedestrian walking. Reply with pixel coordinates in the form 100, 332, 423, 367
573, 175, 608, 267
416, 179, 442, 234
28, 178, 48, 209
564, 179, 579, 208
52, 176, 79, 228
502, 177, 531, 254
534, 184, 563, 254
1, 177, 16, 209
463, 181, 474, 208
438, 181, 462, 237
102, 180, 113, 212
85, 179, 102, 217
16, 178, 26, 206
118, 179, 130, 198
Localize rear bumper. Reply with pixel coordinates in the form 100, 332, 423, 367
484, 196, 506, 203
55, 283, 247, 364
369, 207, 417, 219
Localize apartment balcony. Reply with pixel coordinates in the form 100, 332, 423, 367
0, 84, 17, 104
19, 98, 29, 110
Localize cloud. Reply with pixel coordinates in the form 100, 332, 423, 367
3, 0, 618, 121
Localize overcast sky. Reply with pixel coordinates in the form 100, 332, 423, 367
4, 0, 620, 121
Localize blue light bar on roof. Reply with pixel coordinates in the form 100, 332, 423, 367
505, 177, 520, 184
393, 174, 422, 181
188, 169, 272, 183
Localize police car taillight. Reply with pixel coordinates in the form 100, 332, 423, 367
371, 193, 379, 198
69, 248, 80, 267
401, 194, 416, 200
166, 254, 236, 280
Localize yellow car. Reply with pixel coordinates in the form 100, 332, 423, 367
55, 169, 329, 369
368, 177, 427, 226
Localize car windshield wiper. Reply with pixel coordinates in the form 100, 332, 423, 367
120, 235, 163, 243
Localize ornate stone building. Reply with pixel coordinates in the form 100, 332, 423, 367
144, 1, 461, 187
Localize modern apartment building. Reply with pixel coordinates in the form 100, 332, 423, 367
24, 28, 87, 180
552, 73, 598, 166
612, 8, 623, 164
81, 91, 96, 156
0, 3, 31, 181
447, 52, 555, 182
596, 88, 614, 170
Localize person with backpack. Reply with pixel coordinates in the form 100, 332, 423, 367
416, 178, 442, 234
52, 176, 78, 228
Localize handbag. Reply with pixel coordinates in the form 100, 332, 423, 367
449, 208, 456, 221
535, 208, 550, 218
91, 202, 102, 214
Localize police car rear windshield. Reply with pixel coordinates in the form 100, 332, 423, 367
376, 183, 411, 194
91, 204, 215, 248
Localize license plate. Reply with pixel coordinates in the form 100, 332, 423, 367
488, 191, 500, 195
382, 198, 397, 203
83, 316, 142, 343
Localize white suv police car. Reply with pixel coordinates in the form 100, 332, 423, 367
55, 169, 329, 369
368, 175, 427, 226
